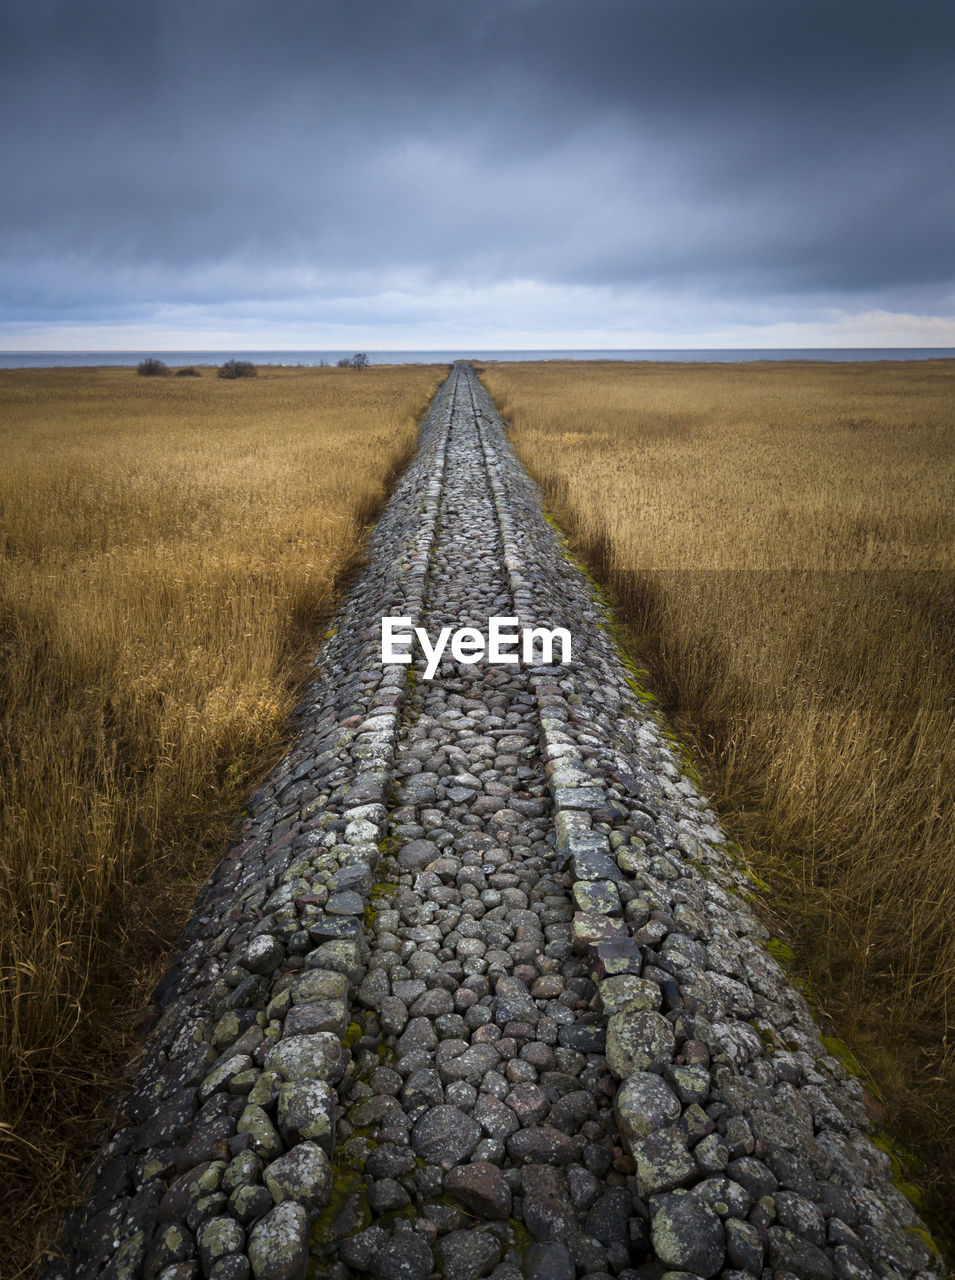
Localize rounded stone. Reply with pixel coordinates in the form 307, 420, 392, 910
244, 935, 285, 975
526, 1241, 575, 1280
606, 1009, 675, 1079
436, 1228, 502, 1280
411, 1105, 481, 1170
615, 1072, 682, 1148
651, 1192, 725, 1278
195, 1216, 245, 1271
368, 1233, 434, 1280
248, 1201, 309, 1280
263, 1033, 342, 1082
276, 1079, 336, 1152
263, 1142, 332, 1212
444, 1160, 512, 1219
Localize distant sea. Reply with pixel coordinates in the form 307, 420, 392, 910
1, 347, 954, 370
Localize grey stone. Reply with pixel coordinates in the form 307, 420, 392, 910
289, 968, 348, 1004
725, 1156, 777, 1200
474, 1093, 521, 1140
380, 996, 410, 1035
522, 1164, 576, 1240
229, 1183, 274, 1224
326, 890, 364, 916
340, 1225, 388, 1271
585, 1188, 631, 1245
650, 1192, 725, 1278
615, 1073, 682, 1148
244, 935, 284, 975
597, 975, 662, 1015
606, 1009, 675, 1078
632, 1129, 697, 1197
367, 1178, 411, 1213
247, 1202, 309, 1280
357, 968, 390, 1009
263, 1142, 331, 1212
235, 1106, 283, 1160
275, 1080, 335, 1152
196, 1218, 245, 1270
525, 1241, 575, 1280
209, 1257, 252, 1280
365, 1143, 417, 1179
264, 1033, 342, 1082
284, 999, 348, 1037
411, 1105, 481, 1169
436, 1229, 502, 1280
143, 1223, 196, 1276
368, 1233, 434, 1280
398, 839, 440, 870
444, 1161, 512, 1218
775, 1188, 826, 1245
724, 1217, 763, 1273
507, 1126, 579, 1165
766, 1226, 834, 1280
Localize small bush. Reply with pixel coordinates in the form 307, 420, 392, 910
175, 366, 201, 377
218, 360, 257, 380
137, 358, 169, 377
337, 357, 353, 368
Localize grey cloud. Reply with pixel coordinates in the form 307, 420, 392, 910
0, 0, 953, 339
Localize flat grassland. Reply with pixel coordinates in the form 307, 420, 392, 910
482, 358, 955, 1228
0, 362, 443, 1272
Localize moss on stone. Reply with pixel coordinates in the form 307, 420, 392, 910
766, 936, 795, 965
819, 1034, 863, 1078
341, 1021, 363, 1050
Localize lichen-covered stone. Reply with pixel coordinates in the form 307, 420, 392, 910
632, 1128, 698, 1196
247, 1202, 310, 1280
651, 1191, 725, 1277
263, 1032, 341, 1082
598, 974, 662, 1015
196, 1217, 245, 1269
606, 1008, 675, 1078
235, 1104, 283, 1160
263, 1142, 332, 1212
275, 1078, 336, 1152
615, 1072, 682, 1148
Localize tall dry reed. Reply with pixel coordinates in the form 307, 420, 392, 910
481, 358, 955, 1228
0, 362, 443, 1272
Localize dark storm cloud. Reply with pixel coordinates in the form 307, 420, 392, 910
1, 0, 953, 341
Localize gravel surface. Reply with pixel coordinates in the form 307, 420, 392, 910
41, 365, 942, 1280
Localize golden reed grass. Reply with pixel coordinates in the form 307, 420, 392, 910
0, 362, 443, 1272
481, 358, 955, 1231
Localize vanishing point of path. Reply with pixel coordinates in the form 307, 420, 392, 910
42, 365, 942, 1280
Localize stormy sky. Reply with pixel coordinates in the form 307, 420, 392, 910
2, 0, 954, 350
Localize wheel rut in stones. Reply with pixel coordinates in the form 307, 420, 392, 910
42, 365, 943, 1280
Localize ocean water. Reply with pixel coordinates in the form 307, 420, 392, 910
1, 347, 954, 370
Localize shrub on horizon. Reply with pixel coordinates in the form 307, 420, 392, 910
137, 357, 169, 376
175, 366, 201, 377
218, 359, 257, 379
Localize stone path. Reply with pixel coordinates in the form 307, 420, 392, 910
42, 365, 942, 1280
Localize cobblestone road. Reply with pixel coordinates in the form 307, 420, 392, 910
42, 366, 942, 1280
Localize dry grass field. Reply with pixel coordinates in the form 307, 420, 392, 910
481, 358, 955, 1231
0, 362, 443, 1272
